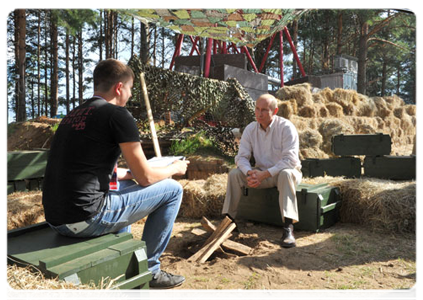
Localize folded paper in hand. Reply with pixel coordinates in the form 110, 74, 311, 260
147, 156, 185, 168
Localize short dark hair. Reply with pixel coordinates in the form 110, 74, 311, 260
93, 59, 135, 92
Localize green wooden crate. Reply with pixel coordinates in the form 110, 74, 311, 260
301, 157, 361, 178
237, 183, 341, 232
8, 222, 152, 289
363, 155, 416, 180
7, 150, 49, 181
331, 134, 391, 156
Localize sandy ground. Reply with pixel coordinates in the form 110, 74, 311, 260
130, 217, 416, 291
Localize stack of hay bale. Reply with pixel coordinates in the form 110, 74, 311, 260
275, 83, 416, 159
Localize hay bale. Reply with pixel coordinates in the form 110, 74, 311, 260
331, 88, 357, 115
312, 92, 326, 104
345, 116, 379, 134
318, 87, 334, 103
372, 97, 393, 118
300, 147, 329, 159
318, 119, 355, 154
275, 83, 313, 107
400, 114, 416, 136
356, 95, 376, 117
384, 95, 405, 110
302, 176, 416, 233
179, 173, 228, 219
299, 129, 323, 149
317, 104, 329, 118
290, 116, 308, 131
338, 178, 415, 233
325, 102, 344, 117
277, 99, 297, 119
393, 107, 405, 119
178, 179, 208, 218
405, 104, 416, 116
298, 105, 317, 118
7, 191, 45, 230
5, 265, 130, 300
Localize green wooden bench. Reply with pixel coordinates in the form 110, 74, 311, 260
7, 150, 49, 194
8, 222, 152, 289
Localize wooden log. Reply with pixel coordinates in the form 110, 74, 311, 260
191, 227, 252, 256
197, 222, 236, 263
188, 216, 233, 262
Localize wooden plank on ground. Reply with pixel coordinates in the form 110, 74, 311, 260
191, 227, 252, 256
196, 222, 236, 263
188, 216, 233, 262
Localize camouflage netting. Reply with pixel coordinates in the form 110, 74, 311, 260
128, 55, 255, 129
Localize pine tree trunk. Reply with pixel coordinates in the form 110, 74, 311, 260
65, 32, 70, 114
357, 22, 368, 94
337, 12, 343, 55
50, 15, 58, 117
381, 60, 387, 97
15, 9, 27, 122
141, 22, 149, 64
78, 29, 83, 104
37, 11, 41, 117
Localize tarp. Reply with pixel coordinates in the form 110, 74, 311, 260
124, 9, 306, 47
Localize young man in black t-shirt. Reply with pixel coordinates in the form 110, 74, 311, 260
42, 59, 189, 289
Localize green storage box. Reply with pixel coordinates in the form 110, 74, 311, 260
237, 183, 341, 232
301, 157, 361, 178
363, 155, 416, 180
8, 222, 152, 289
331, 134, 391, 156
7, 150, 49, 193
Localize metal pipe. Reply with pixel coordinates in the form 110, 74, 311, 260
241, 46, 259, 73
222, 41, 227, 54
279, 31, 284, 87
259, 33, 276, 73
204, 37, 213, 77
283, 27, 306, 77
169, 34, 184, 70
189, 36, 200, 56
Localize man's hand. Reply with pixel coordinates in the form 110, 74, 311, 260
171, 159, 190, 175
246, 169, 271, 188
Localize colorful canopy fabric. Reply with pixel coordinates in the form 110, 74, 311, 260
124, 9, 306, 47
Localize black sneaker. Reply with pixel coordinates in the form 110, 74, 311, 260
149, 270, 185, 289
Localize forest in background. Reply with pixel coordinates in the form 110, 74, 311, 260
6, 9, 416, 123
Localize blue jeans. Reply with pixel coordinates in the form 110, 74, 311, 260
49, 179, 183, 276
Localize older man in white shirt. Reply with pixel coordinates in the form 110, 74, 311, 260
222, 93, 302, 248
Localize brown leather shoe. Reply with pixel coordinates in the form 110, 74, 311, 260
281, 224, 296, 248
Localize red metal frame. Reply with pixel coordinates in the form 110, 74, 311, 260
169, 27, 306, 86
279, 31, 284, 87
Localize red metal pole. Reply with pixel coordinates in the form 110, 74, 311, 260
279, 30, 284, 87
283, 27, 306, 77
258, 33, 277, 73
231, 43, 240, 54
204, 37, 213, 77
241, 46, 259, 73
169, 34, 184, 70
222, 41, 227, 54
213, 39, 217, 54
189, 36, 200, 56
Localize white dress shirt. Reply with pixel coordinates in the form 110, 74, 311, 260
235, 115, 301, 177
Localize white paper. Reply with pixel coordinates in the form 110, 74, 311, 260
147, 156, 185, 168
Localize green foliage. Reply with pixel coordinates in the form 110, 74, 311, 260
169, 131, 214, 156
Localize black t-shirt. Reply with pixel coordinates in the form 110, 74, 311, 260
42, 97, 140, 225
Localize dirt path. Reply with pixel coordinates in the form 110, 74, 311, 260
131, 218, 415, 290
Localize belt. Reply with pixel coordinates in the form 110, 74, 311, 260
65, 220, 90, 234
